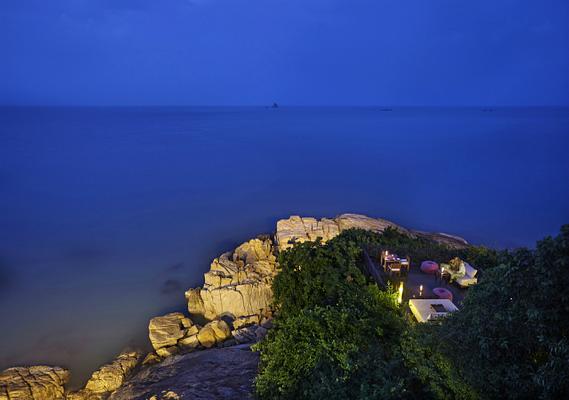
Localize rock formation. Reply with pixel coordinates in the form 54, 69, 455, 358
67, 350, 142, 400
0, 366, 69, 400
186, 236, 278, 322
275, 213, 468, 251
147, 312, 234, 360
108, 347, 259, 400
148, 313, 195, 357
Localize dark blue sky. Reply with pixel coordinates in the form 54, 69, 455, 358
1, 0, 568, 106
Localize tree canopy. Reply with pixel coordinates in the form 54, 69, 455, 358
254, 225, 568, 399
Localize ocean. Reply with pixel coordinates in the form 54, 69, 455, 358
1, 106, 568, 386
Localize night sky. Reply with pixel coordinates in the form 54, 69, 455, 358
1, 0, 569, 106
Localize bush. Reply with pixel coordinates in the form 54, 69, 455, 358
438, 225, 569, 399
255, 231, 477, 400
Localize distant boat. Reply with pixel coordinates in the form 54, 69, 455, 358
482, 108, 494, 112
271, 102, 279, 108
380, 108, 393, 112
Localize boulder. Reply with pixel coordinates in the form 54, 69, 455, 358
142, 353, 162, 366
196, 325, 217, 348
0, 365, 69, 400
185, 325, 200, 336
178, 334, 200, 349
156, 346, 179, 358
231, 326, 258, 344
187, 237, 278, 321
196, 320, 231, 348
67, 350, 142, 400
233, 314, 261, 329
185, 288, 206, 317
148, 313, 192, 351
209, 320, 231, 341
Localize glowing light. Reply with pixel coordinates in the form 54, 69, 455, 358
397, 282, 404, 304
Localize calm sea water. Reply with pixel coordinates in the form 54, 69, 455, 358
1, 107, 568, 386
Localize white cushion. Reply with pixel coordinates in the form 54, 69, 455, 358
464, 262, 477, 278
456, 276, 478, 287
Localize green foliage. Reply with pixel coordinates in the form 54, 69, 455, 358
272, 237, 367, 317
256, 231, 477, 400
438, 225, 569, 399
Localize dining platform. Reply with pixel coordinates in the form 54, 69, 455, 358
367, 250, 472, 322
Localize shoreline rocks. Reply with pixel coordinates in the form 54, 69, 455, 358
1, 213, 470, 399
147, 312, 234, 361
185, 237, 278, 322
67, 350, 142, 400
0, 366, 69, 400
148, 313, 195, 357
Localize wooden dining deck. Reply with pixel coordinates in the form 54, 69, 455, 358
363, 249, 467, 306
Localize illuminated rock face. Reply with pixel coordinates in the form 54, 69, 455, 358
146, 312, 233, 359
276, 213, 468, 251
186, 237, 278, 321
148, 313, 193, 351
275, 213, 407, 251
275, 216, 341, 250
0, 366, 69, 400
67, 350, 142, 400
196, 320, 231, 348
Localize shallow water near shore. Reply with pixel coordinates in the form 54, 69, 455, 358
1, 106, 568, 387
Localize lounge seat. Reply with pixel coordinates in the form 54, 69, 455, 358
456, 262, 478, 288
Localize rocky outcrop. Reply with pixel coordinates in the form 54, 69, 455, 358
148, 313, 194, 356
0, 366, 69, 400
147, 312, 233, 359
108, 347, 258, 400
186, 237, 277, 321
67, 350, 142, 400
275, 216, 340, 250
276, 213, 468, 251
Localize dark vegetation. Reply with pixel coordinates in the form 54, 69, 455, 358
254, 226, 569, 400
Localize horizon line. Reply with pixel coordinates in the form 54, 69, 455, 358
1, 104, 569, 109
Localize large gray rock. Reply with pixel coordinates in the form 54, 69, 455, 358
148, 313, 193, 352
108, 347, 258, 400
67, 350, 142, 400
0, 366, 69, 400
